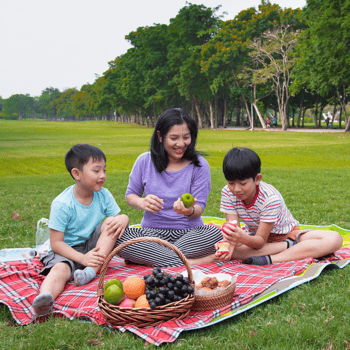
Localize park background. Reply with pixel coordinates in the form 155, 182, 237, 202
1, 0, 350, 132
1, 0, 350, 348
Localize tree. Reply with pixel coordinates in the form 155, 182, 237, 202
249, 25, 300, 130
201, 2, 304, 130
0, 96, 4, 114
2, 94, 35, 119
295, 0, 350, 131
167, 3, 223, 128
38, 87, 61, 118
54, 88, 78, 120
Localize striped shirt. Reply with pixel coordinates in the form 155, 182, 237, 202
220, 181, 299, 235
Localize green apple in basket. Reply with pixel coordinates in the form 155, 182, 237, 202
180, 193, 194, 208
105, 278, 123, 291
104, 284, 124, 304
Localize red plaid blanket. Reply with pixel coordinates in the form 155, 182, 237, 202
1, 247, 350, 346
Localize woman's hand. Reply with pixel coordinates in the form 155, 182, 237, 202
173, 197, 197, 216
143, 194, 164, 213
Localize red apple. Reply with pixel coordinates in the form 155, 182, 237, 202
119, 297, 136, 308
221, 221, 237, 234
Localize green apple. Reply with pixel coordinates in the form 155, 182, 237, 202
180, 193, 194, 208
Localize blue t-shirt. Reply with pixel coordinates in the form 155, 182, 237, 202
49, 185, 120, 247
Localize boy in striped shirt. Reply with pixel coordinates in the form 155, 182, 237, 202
216, 147, 342, 265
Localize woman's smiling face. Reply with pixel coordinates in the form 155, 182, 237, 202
160, 122, 191, 163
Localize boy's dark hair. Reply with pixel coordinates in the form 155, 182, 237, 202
223, 147, 261, 181
65, 144, 106, 179
150, 108, 201, 173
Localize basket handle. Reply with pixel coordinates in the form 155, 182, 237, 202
97, 237, 194, 297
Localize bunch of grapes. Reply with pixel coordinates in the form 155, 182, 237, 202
143, 267, 194, 309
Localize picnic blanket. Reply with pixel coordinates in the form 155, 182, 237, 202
1, 217, 350, 346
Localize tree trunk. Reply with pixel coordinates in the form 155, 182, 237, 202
314, 95, 319, 128
236, 99, 241, 126
337, 85, 349, 131
296, 89, 304, 127
319, 104, 325, 128
331, 89, 337, 126
214, 95, 219, 129
241, 94, 253, 130
252, 102, 266, 129
209, 100, 215, 130
280, 103, 288, 131
252, 85, 266, 129
193, 98, 203, 129
223, 99, 227, 129
345, 116, 350, 132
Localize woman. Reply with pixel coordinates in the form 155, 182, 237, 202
114, 108, 222, 267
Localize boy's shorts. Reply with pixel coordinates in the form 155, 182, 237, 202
267, 227, 312, 244
39, 222, 102, 278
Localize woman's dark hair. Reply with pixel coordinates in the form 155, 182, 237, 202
223, 147, 261, 181
65, 144, 106, 179
150, 108, 201, 173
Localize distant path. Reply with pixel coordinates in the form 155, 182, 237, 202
219, 126, 345, 133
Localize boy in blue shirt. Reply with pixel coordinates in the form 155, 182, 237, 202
33, 144, 129, 316
216, 147, 343, 265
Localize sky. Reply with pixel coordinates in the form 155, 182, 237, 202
0, 0, 306, 99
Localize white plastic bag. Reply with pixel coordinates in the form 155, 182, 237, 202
36, 218, 50, 258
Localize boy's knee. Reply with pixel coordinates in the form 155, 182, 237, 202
50, 262, 71, 277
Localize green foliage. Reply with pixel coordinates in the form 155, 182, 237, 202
2, 94, 35, 119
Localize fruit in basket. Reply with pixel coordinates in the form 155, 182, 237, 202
123, 275, 146, 299
135, 294, 150, 308
104, 278, 123, 291
145, 269, 194, 308
180, 193, 194, 208
104, 284, 124, 304
119, 297, 136, 308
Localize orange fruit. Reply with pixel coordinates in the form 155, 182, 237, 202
123, 275, 145, 299
134, 294, 150, 308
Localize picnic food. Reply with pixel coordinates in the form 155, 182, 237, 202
180, 193, 194, 208
217, 240, 230, 254
144, 267, 194, 309
105, 278, 123, 291
104, 284, 124, 304
135, 294, 150, 308
119, 297, 136, 308
123, 275, 146, 299
196, 277, 231, 291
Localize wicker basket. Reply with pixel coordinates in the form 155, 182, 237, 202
191, 280, 236, 312
97, 237, 195, 328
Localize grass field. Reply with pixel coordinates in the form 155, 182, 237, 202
0, 119, 350, 349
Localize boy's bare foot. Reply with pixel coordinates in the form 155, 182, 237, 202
33, 292, 54, 316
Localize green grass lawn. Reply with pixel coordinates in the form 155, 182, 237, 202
1, 119, 350, 349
